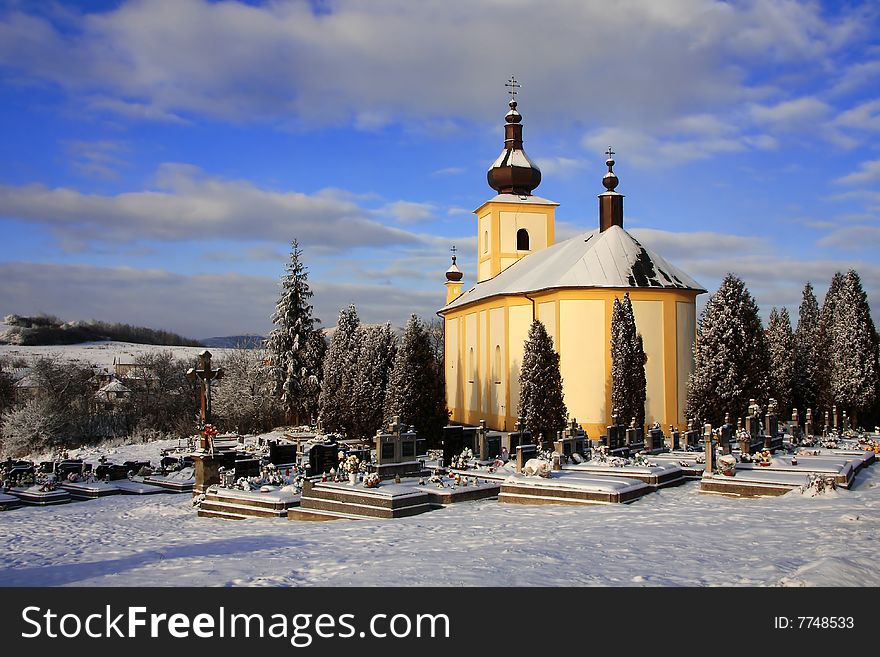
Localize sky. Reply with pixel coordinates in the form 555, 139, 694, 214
1, 0, 880, 339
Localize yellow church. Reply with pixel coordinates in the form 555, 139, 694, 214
438, 96, 706, 439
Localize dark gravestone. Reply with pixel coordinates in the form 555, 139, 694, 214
401, 436, 416, 459
646, 427, 664, 451
268, 441, 298, 466
607, 424, 625, 450
516, 444, 538, 473
479, 431, 503, 461
441, 425, 465, 469
719, 423, 733, 455
508, 431, 533, 454
416, 438, 428, 456
381, 441, 396, 461
308, 442, 339, 476
671, 429, 681, 450
461, 427, 479, 453
683, 428, 700, 450
233, 458, 261, 479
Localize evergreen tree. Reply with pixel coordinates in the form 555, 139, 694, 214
686, 273, 769, 426
610, 293, 646, 426
766, 307, 794, 416
265, 239, 321, 425
792, 282, 820, 416
351, 323, 397, 440
383, 315, 447, 446
212, 348, 285, 435
830, 269, 879, 425
301, 329, 326, 426
815, 272, 845, 413
318, 305, 362, 433
518, 319, 567, 445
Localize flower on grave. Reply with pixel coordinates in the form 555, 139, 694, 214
450, 447, 474, 470
202, 424, 218, 438
363, 472, 380, 488
339, 453, 361, 475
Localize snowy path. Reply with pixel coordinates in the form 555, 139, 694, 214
2, 466, 879, 587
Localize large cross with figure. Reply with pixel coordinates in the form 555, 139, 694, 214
505, 75, 520, 100
186, 350, 224, 425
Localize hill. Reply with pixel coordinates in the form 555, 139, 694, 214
1, 314, 202, 347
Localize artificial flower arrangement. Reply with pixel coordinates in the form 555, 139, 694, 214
450, 447, 474, 470
363, 472, 380, 488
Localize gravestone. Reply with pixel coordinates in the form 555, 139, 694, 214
704, 424, 715, 474
308, 442, 340, 477
670, 426, 681, 450
719, 419, 733, 455
374, 416, 424, 479
476, 420, 503, 461
516, 444, 538, 473
441, 425, 465, 468
832, 405, 839, 432
233, 457, 260, 479
805, 408, 814, 439
268, 440, 298, 466
507, 420, 533, 454
682, 420, 700, 450
646, 423, 663, 452
461, 427, 479, 453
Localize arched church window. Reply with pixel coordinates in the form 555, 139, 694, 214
494, 345, 502, 384
484, 231, 489, 254
468, 347, 475, 383
516, 228, 530, 251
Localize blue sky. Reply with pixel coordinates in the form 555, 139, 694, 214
1, 0, 880, 338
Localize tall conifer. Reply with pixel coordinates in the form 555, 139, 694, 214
518, 319, 567, 445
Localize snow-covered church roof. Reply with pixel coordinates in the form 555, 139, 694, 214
441, 224, 706, 313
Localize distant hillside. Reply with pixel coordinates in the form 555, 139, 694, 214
1, 314, 202, 347
200, 335, 265, 349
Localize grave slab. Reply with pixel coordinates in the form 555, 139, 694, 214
0, 492, 23, 511
699, 470, 812, 497
111, 479, 168, 495
60, 480, 122, 500
9, 486, 72, 506
499, 471, 651, 505
563, 461, 685, 488
291, 479, 432, 520
198, 485, 301, 520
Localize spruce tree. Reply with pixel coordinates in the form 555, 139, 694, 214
265, 239, 321, 426
815, 272, 845, 413
610, 293, 646, 426
518, 319, 567, 445
351, 323, 397, 440
766, 307, 794, 416
686, 273, 769, 426
792, 282, 819, 416
830, 269, 879, 425
383, 315, 447, 446
318, 305, 362, 434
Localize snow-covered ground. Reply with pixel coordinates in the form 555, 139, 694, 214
1, 438, 879, 587
0, 340, 233, 370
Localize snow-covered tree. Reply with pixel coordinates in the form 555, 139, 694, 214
686, 273, 769, 426
518, 319, 567, 446
318, 305, 362, 433
792, 282, 820, 416
815, 272, 845, 413
383, 315, 447, 446
0, 397, 64, 458
351, 323, 397, 440
212, 348, 285, 435
265, 239, 322, 425
766, 307, 794, 416
830, 269, 879, 425
610, 293, 646, 426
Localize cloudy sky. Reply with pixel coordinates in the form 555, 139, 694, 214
1, 0, 879, 338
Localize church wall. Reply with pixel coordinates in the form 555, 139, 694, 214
464, 312, 478, 416
507, 303, 532, 422
446, 317, 460, 414
499, 211, 548, 252
559, 299, 605, 426
489, 307, 506, 421
630, 299, 665, 426
537, 301, 557, 346
479, 309, 488, 420
676, 301, 696, 424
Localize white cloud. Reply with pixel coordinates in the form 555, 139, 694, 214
749, 97, 832, 131
834, 159, 880, 186
0, 163, 427, 250
0, 261, 447, 337
378, 200, 436, 224
835, 99, 880, 132
0, 0, 868, 129
64, 139, 129, 179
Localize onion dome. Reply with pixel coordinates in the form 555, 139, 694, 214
603, 147, 619, 192
487, 95, 542, 195
446, 253, 463, 282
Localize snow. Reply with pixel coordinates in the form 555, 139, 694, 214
2, 436, 880, 587
0, 341, 232, 370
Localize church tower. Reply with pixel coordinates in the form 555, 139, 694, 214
474, 78, 558, 282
